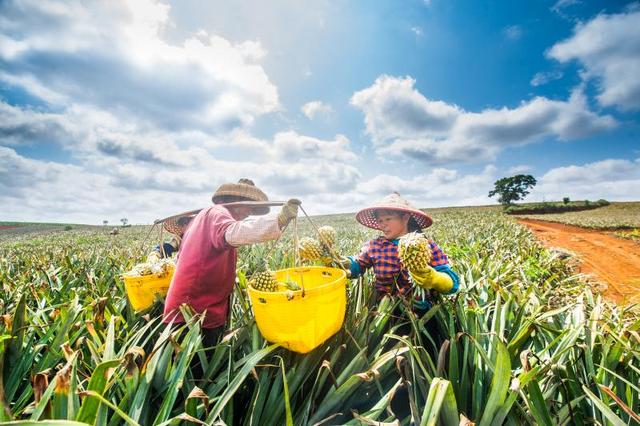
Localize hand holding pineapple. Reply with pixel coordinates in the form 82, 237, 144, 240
398, 232, 453, 293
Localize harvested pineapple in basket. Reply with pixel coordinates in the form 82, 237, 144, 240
123, 256, 174, 278
249, 270, 278, 292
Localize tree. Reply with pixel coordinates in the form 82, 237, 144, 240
103, 220, 108, 227
563, 197, 570, 205
120, 218, 128, 227
488, 174, 537, 206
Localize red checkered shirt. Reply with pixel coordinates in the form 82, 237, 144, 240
352, 236, 450, 298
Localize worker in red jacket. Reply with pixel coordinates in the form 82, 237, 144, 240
162, 178, 299, 347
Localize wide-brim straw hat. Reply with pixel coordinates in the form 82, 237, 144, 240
356, 192, 433, 230
212, 178, 270, 215
163, 213, 196, 237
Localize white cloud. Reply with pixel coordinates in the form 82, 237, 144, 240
530, 158, 640, 201
351, 75, 616, 164
271, 131, 356, 162
350, 76, 461, 144
0, 102, 75, 146
548, 7, 640, 111
301, 101, 333, 120
508, 165, 532, 175
356, 165, 498, 208
503, 25, 522, 40
0, 121, 363, 222
530, 70, 563, 86
0, 0, 279, 132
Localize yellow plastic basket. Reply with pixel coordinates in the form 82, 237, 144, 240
248, 266, 347, 353
123, 265, 175, 312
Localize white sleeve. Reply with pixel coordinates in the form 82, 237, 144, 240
224, 216, 282, 247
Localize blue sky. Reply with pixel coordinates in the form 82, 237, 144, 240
1, 0, 639, 224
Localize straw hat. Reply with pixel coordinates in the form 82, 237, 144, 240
163, 214, 195, 237
212, 178, 270, 215
356, 192, 433, 230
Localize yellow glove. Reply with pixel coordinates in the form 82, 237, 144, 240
337, 256, 352, 270
409, 266, 453, 293
277, 199, 301, 229
337, 256, 353, 278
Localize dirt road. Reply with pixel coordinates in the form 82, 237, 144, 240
518, 219, 640, 305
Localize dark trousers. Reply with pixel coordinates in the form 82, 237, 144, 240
201, 326, 223, 348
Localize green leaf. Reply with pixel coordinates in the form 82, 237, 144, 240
279, 357, 294, 426
206, 344, 279, 423
420, 378, 459, 426
582, 386, 627, 426
76, 359, 121, 424
478, 339, 511, 426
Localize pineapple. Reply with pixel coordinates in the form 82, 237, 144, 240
249, 270, 278, 292
298, 237, 323, 261
398, 232, 432, 272
317, 226, 336, 249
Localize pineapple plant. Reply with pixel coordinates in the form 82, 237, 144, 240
1, 206, 639, 426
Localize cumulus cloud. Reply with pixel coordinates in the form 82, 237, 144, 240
265, 164, 500, 215
0, 0, 279, 131
0, 102, 75, 146
351, 76, 461, 144
0, 127, 363, 222
351, 75, 616, 164
301, 101, 333, 120
356, 165, 498, 208
271, 131, 356, 162
548, 7, 640, 111
530, 158, 640, 201
0, 145, 155, 223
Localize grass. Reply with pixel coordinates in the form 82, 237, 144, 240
520, 201, 640, 229
0, 207, 639, 424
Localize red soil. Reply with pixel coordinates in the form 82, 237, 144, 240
518, 219, 640, 305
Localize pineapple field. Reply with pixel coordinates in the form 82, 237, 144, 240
1, 207, 639, 425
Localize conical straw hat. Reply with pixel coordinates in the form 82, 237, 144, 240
356, 192, 433, 230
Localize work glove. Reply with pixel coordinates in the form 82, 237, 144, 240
278, 199, 301, 229
337, 256, 353, 278
408, 265, 454, 294
337, 256, 352, 271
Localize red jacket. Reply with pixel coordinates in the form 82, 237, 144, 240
163, 205, 237, 329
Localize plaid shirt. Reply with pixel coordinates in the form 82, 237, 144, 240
351, 236, 450, 298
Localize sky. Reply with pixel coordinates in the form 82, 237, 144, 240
1, 0, 639, 224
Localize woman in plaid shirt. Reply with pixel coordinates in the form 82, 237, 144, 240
343, 192, 459, 310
